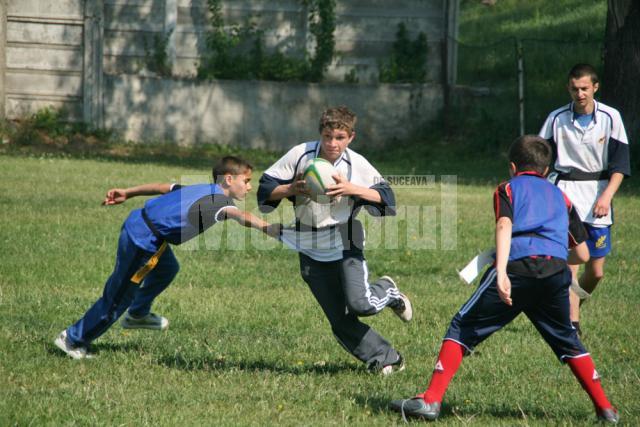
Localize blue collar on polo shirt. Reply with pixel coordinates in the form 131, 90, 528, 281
570, 99, 599, 125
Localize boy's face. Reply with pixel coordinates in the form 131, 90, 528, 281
567, 75, 598, 114
224, 169, 253, 200
319, 127, 354, 163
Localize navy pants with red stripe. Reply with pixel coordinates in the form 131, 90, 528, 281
445, 266, 586, 361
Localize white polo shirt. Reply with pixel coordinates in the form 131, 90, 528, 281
262, 141, 387, 261
539, 100, 630, 226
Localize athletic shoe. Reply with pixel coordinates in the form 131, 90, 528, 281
381, 276, 413, 322
389, 396, 441, 422
54, 330, 91, 360
597, 407, 619, 424
369, 353, 405, 376
570, 279, 591, 301
120, 312, 169, 331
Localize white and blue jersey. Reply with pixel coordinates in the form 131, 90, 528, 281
539, 100, 630, 226
257, 141, 395, 261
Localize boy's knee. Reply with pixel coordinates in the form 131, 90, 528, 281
346, 298, 376, 316
586, 265, 604, 282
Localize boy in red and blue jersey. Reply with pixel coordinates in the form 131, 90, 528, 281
54, 156, 281, 359
390, 135, 619, 424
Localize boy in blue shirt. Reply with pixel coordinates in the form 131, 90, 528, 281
55, 156, 281, 359
390, 135, 619, 424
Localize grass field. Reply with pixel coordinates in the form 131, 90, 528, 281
1, 153, 639, 426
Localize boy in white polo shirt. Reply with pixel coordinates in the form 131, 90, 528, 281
539, 64, 631, 334
258, 106, 412, 374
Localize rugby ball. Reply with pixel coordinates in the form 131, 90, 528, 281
303, 158, 337, 203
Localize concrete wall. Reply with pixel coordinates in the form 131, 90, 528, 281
2, 0, 456, 147
104, 74, 443, 150
4, 0, 85, 119
103, 0, 446, 84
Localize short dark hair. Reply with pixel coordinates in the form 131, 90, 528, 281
318, 106, 357, 135
568, 63, 599, 85
212, 156, 253, 183
508, 135, 552, 174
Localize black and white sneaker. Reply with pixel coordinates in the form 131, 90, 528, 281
390, 396, 441, 421
54, 330, 92, 360
369, 353, 405, 376
597, 407, 619, 424
381, 276, 413, 322
120, 312, 169, 331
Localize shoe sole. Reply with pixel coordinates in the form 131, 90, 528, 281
121, 320, 169, 331
121, 323, 168, 331
390, 400, 440, 421
54, 335, 90, 360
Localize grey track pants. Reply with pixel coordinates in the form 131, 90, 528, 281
341, 253, 400, 316
299, 253, 400, 367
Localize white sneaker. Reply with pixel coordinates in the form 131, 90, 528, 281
120, 312, 169, 331
54, 330, 90, 360
381, 276, 413, 322
370, 353, 406, 376
570, 279, 591, 301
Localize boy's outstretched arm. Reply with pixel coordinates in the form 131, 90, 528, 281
223, 208, 282, 239
102, 183, 174, 205
495, 216, 513, 306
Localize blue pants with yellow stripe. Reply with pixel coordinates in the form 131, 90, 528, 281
67, 227, 179, 347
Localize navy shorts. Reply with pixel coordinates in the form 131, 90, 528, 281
444, 266, 587, 361
584, 223, 612, 258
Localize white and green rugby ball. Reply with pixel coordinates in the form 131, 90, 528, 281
303, 158, 337, 203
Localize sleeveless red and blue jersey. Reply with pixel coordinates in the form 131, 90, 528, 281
494, 172, 575, 261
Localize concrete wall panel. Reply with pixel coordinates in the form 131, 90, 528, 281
7, 46, 83, 72
8, 0, 83, 19
7, 21, 83, 45
104, 75, 442, 148
6, 71, 82, 97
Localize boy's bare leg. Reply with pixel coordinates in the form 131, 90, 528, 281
580, 257, 606, 295
569, 264, 581, 323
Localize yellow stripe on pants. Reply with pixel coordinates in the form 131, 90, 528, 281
131, 241, 168, 285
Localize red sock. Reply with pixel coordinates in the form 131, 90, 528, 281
567, 355, 612, 411
421, 340, 464, 403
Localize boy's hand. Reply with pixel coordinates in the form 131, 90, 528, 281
102, 188, 127, 205
265, 223, 283, 239
496, 271, 512, 306
593, 192, 612, 218
290, 173, 310, 197
326, 174, 356, 197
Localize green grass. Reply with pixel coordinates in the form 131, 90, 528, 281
1, 154, 639, 425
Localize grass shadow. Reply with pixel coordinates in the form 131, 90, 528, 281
46, 340, 147, 358
156, 352, 361, 375
354, 394, 588, 423
353, 394, 454, 421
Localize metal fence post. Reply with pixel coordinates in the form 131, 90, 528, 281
83, 0, 104, 128
165, 0, 177, 75
0, 0, 6, 119
516, 38, 525, 136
